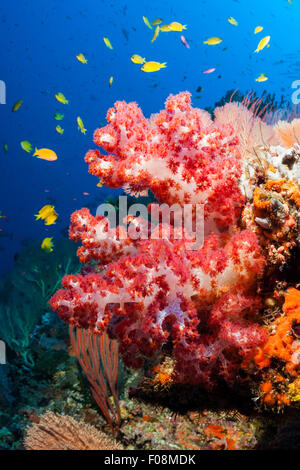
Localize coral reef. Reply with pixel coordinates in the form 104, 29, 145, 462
50, 92, 268, 391
1, 90, 297, 451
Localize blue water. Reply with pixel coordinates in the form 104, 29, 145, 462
0, 0, 299, 274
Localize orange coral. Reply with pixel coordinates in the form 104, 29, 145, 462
254, 288, 300, 407
254, 288, 300, 376
259, 379, 290, 407
204, 424, 226, 440
253, 187, 271, 210
152, 357, 175, 387
260, 381, 273, 394
266, 179, 300, 208
204, 424, 237, 450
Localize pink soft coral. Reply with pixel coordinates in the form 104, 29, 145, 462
50, 92, 267, 389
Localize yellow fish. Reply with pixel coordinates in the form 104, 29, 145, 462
168, 22, 187, 31
20, 141, 33, 153
254, 35, 270, 52
33, 148, 58, 161
160, 24, 172, 32
56, 125, 64, 135
151, 25, 160, 42
55, 92, 69, 104
228, 16, 238, 26
35, 205, 56, 221
44, 212, 58, 225
203, 37, 223, 45
77, 116, 87, 134
254, 26, 263, 34
141, 61, 167, 72
103, 37, 113, 50
54, 113, 64, 120
41, 237, 54, 253
255, 73, 268, 82
12, 100, 23, 112
97, 179, 103, 187
143, 16, 153, 29
76, 53, 87, 64
131, 54, 146, 64
109, 76, 114, 87
152, 18, 163, 25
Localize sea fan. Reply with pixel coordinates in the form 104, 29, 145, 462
274, 118, 300, 148
23, 411, 123, 450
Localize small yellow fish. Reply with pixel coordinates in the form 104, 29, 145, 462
41, 237, 54, 253
203, 37, 223, 45
254, 26, 263, 34
103, 37, 113, 50
97, 179, 103, 187
77, 116, 87, 134
20, 141, 33, 153
33, 148, 58, 161
56, 125, 64, 135
44, 212, 58, 225
143, 16, 153, 29
35, 205, 56, 221
151, 25, 160, 42
255, 73, 268, 82
168, 22, 187, 32
109, 76, 113, 87
131, 54, 146, 64
54, 113, 64, 120
254, 35, 270, 53
228, 16, 238, 26
76, 53, 87, 64
12, 100, 23, 112
141, 61, 167, 72
152, 18, 163, 25
160, 24, 172, 32
55, 92, 69, 104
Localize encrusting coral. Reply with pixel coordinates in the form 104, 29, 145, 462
23, 411, 124, 450
253, 288, 300, 408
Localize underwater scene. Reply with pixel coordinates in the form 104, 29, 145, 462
0, 0, 300, 454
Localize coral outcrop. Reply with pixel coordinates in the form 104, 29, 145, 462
50, 92, 267, 390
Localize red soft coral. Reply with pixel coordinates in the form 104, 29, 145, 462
86, 92, 244, 230
50, 92, 267, 389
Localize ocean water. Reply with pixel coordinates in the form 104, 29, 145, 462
0, 0, 299, 274
0, 0, 300, 452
